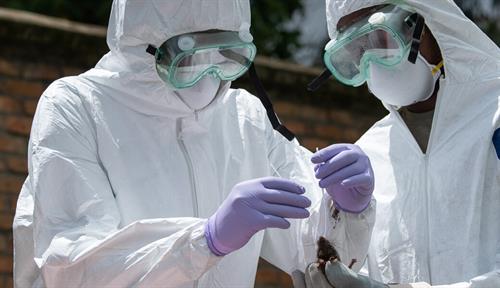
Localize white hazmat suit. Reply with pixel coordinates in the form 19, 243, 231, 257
13, 0, 375, 287
326, 0, 500, 287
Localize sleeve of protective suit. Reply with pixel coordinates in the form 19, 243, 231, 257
259, 122, 376, 275
29, 84, 220, 287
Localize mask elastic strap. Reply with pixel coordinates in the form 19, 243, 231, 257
431, 60, 444, 76
248, 64, 295, 141
407, 13, 425, 64
307, 69, 333, 92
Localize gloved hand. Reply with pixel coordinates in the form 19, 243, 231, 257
291, 266, 336, 288
293, 261, 389, 288
324, 259, 389, 288
205, 177, 311, 256
295, 263, 433, 288
311, 144, 374, 213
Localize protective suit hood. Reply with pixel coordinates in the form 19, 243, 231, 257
327, 0, 500, 148
81, 0, 251, 118
326, 0, 500, 110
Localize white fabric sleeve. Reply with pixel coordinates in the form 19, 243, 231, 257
29, 92, 220, 287
259, 124, 375, 275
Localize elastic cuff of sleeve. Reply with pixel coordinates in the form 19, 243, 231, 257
205, 215, 234, 256
204, 217, 229, 257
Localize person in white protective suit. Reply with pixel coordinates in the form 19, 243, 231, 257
298, 0, 500, 287
12, 0, 378, 287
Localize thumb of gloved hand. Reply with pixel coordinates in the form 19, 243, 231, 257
312, 144, 374, 214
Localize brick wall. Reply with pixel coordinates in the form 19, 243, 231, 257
0, 9, 387, 288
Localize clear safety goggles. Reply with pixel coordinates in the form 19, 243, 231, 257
323, 4, 425, 87
147, 30, 257, 89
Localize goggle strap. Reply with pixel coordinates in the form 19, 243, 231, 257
307, 69, 333, 92
146, 44, 157, 56
408, 14, 425, 64
248, 64, 295, 141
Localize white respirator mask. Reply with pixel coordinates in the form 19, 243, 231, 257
174, 74, 221, 111
367, 54, 443, 107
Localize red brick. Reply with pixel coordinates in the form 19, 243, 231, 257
0, 175, 24, 194
0, 274, 5, 288
255, 258, 292, 287
6, 156, 27, 174
1, 79, 45, 98
63, 66, 84, 76
0, 254, 13, 273
283, 120, 307, 135
6, 274, 13, 288
279, 272, 293, 287
0, 233, 7, 253
301, 138, 329, 151
300, 106, 329, 122
0, 97, 22, 113
0, 212, 14, 231
0, 135, 27, 154
23, 100, 39, 116
1, 231, 13, 258
7, 231, 13, 254
0, 194, 9, 213
314, 124, 342, 140
4, 231, 15, 255
22, 63, 60, 81
0, 58, 20, 77
0, 161, 6, 173
274, 101, 301, 118
255, 267, 280, 285
5, 116, 32, 136
343, 129, 363, 143
10, 194, 19, 212
329, 109, 353, 126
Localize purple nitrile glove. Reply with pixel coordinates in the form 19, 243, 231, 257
311, 144, 374, 214
205, 177, 312, 256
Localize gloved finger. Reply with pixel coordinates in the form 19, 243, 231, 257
291, 270, 306, 288
315, 149, 359, 179
305, 263, 334, 288
324, 259, 358, 286
259, 202, 310, 219
311, 144, 350, 164
260, 214, 291, 229
318, 160, 365, 188
314, 163, 321, 173
260, 189, 312, 207
261, 177, 306, 194
340, 174, 373, 195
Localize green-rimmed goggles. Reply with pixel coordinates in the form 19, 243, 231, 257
146, 30, 257, 89
322, 4, 424, 88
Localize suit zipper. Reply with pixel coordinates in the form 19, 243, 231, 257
176, 118, 200, 287
176, 119, 199, 218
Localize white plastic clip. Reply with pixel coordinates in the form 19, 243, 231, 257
178, 35, 196, 51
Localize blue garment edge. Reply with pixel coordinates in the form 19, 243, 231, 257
493, 128, 500, 160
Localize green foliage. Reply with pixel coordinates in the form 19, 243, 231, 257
2, 0, 305, 60
455, 0, 500, 45
3, 0, 112, 25
250, 0, 304, 59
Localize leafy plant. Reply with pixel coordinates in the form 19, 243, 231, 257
2, 0, 305, 60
